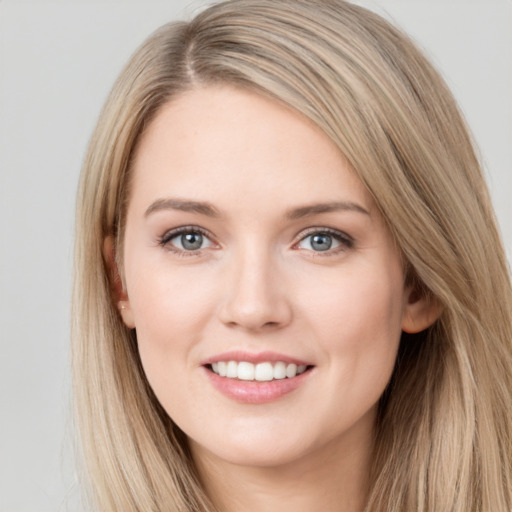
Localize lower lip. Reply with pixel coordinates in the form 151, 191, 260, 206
203, 367, 312, 404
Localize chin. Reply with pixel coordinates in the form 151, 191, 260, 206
188, 422, 316, 469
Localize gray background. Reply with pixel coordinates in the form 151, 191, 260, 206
1, 1, 510, 510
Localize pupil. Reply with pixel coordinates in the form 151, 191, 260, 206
311, 234, 332, 251
182, 232, 203, 250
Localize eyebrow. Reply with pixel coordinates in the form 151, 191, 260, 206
145, 198, 220, 218
285, 201, 370, 219
144, 198, 369, 219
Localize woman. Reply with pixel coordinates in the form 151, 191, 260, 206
72, 1, 512, 510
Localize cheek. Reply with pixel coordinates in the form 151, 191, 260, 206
306, 261, 404, 332
127, 255, 216, 330
124, 257, 219, 386
302, 261, 405, 383
295, 265, 405, 435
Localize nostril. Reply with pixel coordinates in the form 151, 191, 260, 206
217, 279, 293, 331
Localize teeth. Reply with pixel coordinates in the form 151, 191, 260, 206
286, 363, 297, 378
254, 362, 273, 381
218, 361, 227, 377
226, 361, 238, 378
273, 361, 287, 380
237, 361, 255, 381
210, 360, 309, 381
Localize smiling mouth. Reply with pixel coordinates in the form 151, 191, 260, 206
207, 361, 313, 381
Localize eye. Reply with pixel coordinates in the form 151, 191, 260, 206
159, 227, 215, 253
295, 229, 353, 253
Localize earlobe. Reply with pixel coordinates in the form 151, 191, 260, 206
401, 285, 442, 334
103, 236, 135, 329
117, 300, 136, 329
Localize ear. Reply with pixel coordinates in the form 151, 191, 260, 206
103, 236, 135, 329
401, 283, 442, 334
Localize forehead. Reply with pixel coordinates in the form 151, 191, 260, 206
130, 85, 374, 215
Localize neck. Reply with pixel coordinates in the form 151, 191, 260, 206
191, 414, 373, 512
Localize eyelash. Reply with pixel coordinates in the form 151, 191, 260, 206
158, 226, 215, 257
293, 227, 354, 256
157, 226, 354, 257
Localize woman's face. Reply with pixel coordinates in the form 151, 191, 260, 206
119, 85, 420, 470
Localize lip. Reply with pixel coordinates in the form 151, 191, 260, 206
203, 367, 312, 404
200, 350, 311, 366
201, 351, 314, 404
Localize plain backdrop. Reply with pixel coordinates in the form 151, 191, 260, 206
0, 1, 511, 510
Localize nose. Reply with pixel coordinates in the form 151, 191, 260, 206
218, 245, 293, 332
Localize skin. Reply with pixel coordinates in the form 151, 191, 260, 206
114, 85, 436, 512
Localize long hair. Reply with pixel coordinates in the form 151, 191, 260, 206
72, 1, 512, 510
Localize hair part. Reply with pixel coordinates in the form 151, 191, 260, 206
73, 1, 512, 510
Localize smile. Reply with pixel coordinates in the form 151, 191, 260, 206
210, 361, 309, 381
202, 351, 314, 403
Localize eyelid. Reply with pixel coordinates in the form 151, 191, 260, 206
157, 225, 353, 255
293, 226, 354, 252
159, 225, 211, 243
158, 225, 218, 254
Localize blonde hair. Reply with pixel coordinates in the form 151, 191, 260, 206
72, 1, 512, 510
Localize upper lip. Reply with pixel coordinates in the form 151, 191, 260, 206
200, 350, 312, 366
